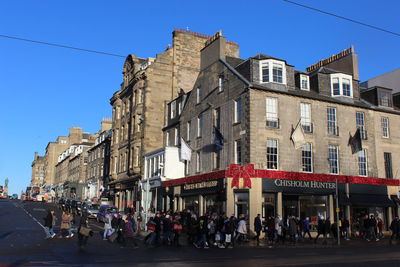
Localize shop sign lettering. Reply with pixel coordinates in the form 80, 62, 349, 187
274, 179, 336, 189
183, 181, 218, 190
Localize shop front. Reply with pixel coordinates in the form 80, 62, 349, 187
108, 176, 140, 212
262, 178, 337, 226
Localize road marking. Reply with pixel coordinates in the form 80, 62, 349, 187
17, 203, 46, 232
33, 208, 46, 211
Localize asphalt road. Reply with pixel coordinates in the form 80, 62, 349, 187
1, 199, 400, 267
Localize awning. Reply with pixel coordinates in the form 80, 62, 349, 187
391, 195, 400, 206
350, 194, 395, 207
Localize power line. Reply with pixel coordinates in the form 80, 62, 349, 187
283, 0, 400, 38
0, 34, 126, 58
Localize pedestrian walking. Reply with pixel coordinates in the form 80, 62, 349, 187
367, 215, 378, 241
103, 211, 112, 240
302, 217, 312, 240
224, 216, 236, 248
254, 214, 262, 246
172, 215, 183, 247
122, 215, 139, 249
389, 216, 400, 243
43, 210, 56, 239
77, 209, 92, 251
288, 216, 297, 244
60, 211, 74, 238
266, 216, 275, 247
377, 216, 384, 239
314, 216, 329, 244
235, 214, 247, 245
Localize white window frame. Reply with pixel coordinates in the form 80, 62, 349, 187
327, 107, 337, 136
178, 101, 182, 115
356, 112, 366, 140
174, 128, 179, 146
218, 76, 224, 92
234, 98, 242, 123
328, 145, 339, 174
300, 74, 309, 90
196, 87, 201, 104
186, 121, 191, 141
197, 115, 203, 137
266, 139, 278, 170
301, 143, 313, 173
357, 149, 368, 176
266, 97, 278, 127
300, 103, 312, 132
166, 132, 170, 146
330, 73, 353, 98
259, 59, 287, 85
381, 117, 390, 138
234, 140, 242, 165
196, 151, 201, 173
171, 101, 176, 119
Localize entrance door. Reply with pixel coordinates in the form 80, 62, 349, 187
235, 192, 249, 220
283, 195, 299, 219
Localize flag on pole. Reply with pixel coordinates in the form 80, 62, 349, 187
348, 128, 362, 154
180, 138, 192, 161
214, 127, 224, 151
290, 119, 307, 149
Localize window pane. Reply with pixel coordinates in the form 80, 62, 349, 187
342, 78, 351, 96
273, 63, 283, 83
381, 117, 389, 138
267, 139, 278, 169
266, 97, 278, 128
357, 149, 367, 176
262, 63, 269, 83
384, 152, 393, 179
327, 107, 337, 135
300, 103, 312, 132
356, 112, 366, 139
301, 143, 312, 172
332, 78, 340, 96
328, 145, 339, 174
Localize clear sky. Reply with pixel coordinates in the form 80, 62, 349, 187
0, 0, 399, 195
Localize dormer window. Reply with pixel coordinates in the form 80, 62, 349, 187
330, 74, 353, 97
300, 74, 309, 90
260, 59, 286, 85
379, 91, 392, 107
171, 101, 176, 119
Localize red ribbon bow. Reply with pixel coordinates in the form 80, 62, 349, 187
227, 164, 255, 188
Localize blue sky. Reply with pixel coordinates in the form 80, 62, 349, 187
0, 0, 399, 195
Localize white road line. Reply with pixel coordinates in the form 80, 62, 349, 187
17, 203, 46, 231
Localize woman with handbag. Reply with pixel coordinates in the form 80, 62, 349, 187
78, 209, 92, 251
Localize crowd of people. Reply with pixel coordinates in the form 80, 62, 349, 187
42, 206, 400, 251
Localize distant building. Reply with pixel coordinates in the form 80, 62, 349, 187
361, 68, 400, 94
86, 119, 112, 201
31, 152, 45, 189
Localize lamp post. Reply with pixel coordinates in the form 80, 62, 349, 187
335, 177, 340, 246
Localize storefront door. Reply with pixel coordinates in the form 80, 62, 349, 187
235, 191, 249, 220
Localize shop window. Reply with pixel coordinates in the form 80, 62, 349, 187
204, 194, 223, 215
184, 196, 199, 214
262, 193, 275, 218
234, 191, 249, 220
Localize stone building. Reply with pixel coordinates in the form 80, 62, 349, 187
86, 120, 112, 201
108, 29, 238, 211
161, 31, 400, 233
44, 127, 90, 188
31, 152, 45, 188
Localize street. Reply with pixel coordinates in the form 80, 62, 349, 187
0, 199, 400, 267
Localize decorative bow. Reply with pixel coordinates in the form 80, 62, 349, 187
226, 164, 255, 188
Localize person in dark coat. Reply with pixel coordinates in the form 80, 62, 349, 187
288, 216, 297, 244
122, 215, 138, 248
187, 214, 198, 245
254, 214, 262, 245
314, 216, 329, 244
77, 210, 92, 251
390, 216, 400, 242
267, 216, 276, 246
43, 210, 56, 239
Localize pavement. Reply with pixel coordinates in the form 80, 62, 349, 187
1, 198, 400, 267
